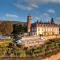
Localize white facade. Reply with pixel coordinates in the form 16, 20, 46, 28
36, 26, 59, 35
31, 23, 59, 36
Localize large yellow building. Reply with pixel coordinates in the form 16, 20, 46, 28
31, 18, 59, 36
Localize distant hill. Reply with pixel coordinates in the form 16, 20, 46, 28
0, 20, 27, 26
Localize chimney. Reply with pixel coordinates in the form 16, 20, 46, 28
27, 16, 31, 33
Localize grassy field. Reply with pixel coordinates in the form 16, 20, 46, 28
0, 38, 60, 59
0, 39, 13, 47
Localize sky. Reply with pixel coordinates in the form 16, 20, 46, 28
0, 0, 60, 24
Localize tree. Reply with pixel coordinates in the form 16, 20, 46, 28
0, 21, 13, 35
12, 24, 27, 37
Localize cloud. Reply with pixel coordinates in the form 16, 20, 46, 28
13, 0, 60, 11
34, 12, 50, 22
56, 17, 60, 20
35, 16, 40, 20
0, 14, 19, 21
43, 13, 49, 17
14, 3, 33, 11
49, 0, 60, 3
1, 13, 19, 21
47, 9, 55, 13
39, 0, 60, 3
6, 13, 18, 18
13, 0, 39, 11
0, 16, 7, 20
42, 9, 55, 18
55, 17, 60, 24
42, 12, 51, 21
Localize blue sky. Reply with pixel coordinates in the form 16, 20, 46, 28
0, 0, 60, 24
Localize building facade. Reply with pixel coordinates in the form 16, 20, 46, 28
31, 19, 59, 36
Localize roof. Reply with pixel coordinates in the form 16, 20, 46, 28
31, 21, 59, 27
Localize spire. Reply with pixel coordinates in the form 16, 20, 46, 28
51, 18, 54, 23
36, 20, 39, 23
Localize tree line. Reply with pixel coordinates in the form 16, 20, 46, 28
0, 22, 27, 36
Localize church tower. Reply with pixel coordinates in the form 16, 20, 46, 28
27, 16, 31, 33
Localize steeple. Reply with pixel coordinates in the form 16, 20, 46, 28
36, 20, 39, 24
51, 18, 54, 23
